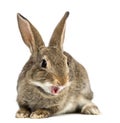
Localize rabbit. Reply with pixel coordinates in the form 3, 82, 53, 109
16, 11, 100, 119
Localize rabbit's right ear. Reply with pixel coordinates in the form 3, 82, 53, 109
17, 13, 45, 54
49, 12, 69, 51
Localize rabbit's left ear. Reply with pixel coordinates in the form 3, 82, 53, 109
49, 12, 69, 51
17, 13, 45, 54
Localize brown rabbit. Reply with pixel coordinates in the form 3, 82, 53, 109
16, 11, 100, 118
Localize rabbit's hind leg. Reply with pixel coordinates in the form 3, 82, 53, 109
78, 96, 100, 115
81, 102, 100, 115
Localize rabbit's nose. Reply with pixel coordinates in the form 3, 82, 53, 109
55, 76, 69, 86
56, 80, 61, 86
53, 80, 61, 86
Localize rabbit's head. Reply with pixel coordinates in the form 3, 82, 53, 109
17, 12, 70, 95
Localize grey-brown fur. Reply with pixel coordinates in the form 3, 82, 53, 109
16, 12, 100, 118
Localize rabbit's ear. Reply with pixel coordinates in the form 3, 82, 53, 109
49, 11, 69, 51
17, 13, 45, 54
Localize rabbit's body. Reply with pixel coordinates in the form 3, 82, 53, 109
16, 12, 100, 118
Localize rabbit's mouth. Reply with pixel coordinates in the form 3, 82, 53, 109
30, 80, 70, 95
51, 86, 60, 95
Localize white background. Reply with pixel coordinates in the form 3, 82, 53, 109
0, 0, 120, 122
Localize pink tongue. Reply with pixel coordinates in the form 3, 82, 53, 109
51, 86, 59, 94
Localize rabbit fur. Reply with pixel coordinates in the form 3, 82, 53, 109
16, 11, 100, 118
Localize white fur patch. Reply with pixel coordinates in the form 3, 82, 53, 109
55, 97, 76, 115
78, 96, 91, 107
30, 81, 52, 94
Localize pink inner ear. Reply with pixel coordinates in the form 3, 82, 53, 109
51, 86, 59, 94
18, 15, 34, 49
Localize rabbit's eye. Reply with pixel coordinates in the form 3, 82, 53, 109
41, 59, 47, 68
67, 61, 69, 66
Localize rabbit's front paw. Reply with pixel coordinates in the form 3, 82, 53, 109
16, 108, 30, 118
81, 104, 100, 115
30, 109, 50, 119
